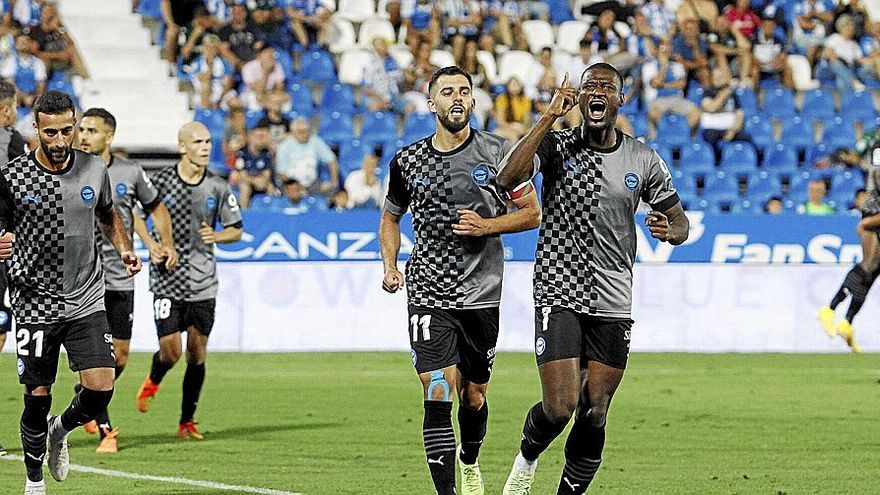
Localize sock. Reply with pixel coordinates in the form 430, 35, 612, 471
60, 387, 114, 432
844, 266, 872, 323
520, 402, 569, 462
180, 362, 205, 424
458, 400, 488, 465
423, 400, 456, 495
557, 413, 605, 495
20, 394, 51, 482
115, 364, 125, 380
149, 351, 173, 385
96, 407, 112, 437
830, 265, 866, 310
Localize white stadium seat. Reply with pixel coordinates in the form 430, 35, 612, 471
377, 0, 391, 18
476, 50, 499, 85
497, 50, 535, 85
336, 0, 376, 23
389, 45, 413, 69
337, 47, 373, 85
430, 49, 456, 69
556, 20, 589, 55
358, 17, 396, 46
328, 16, 357, 54
788, 54, 820, 91
614, 21, 632, 39
521, 19, 555, 53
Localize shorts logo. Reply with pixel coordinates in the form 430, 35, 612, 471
472, 164, 491, 186
206, 197, 217, 211
104, 333, 113, 344
624, 329, 631, 341
411, 349, 418, 367
17, 358, 24, 376
535, 337, 546, 356
116, 183, 128, 196
624, 173, 640, 191
81, 186, 96, 204
0, 310, 9, 326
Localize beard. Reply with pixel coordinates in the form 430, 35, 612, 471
437, 107, 471, 133
42, 142, 70, 165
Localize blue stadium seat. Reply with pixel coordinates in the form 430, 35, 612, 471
762, 87, 796, 120
734, 87, 758, 118
299, 48, 337, 84
779, 115, 814, 150
671, 170, 698, 198
841, 89, 876, 123
193, 108, 228, 136
546, 0, 575, 24
656, 113, 691, 149
287, 82, 315, 116
686, 85, 704, 107
244, 109, 265, 130
320, 83, 357, 115
830, 170, 866, 201
403, 112, 435, 144
360, 111, 398, 143
744, 115, 774, 150
628, 111, 648, 139
275, 49, 296, 80
380, 138, 405, 173
318, 111, 354, 145
804, 142, 833, 167
703, 171, 740, 202
469, 113, 483, 130
679, 140, 715, 176
729, 199, 762, 214
786, 170, 813, 203
822, 116, 855, 150
719, 141, 758, 176
801, 88, 836, 122
138, 0, 163, 19
746, 171, 783, 203
337, 139, 370, 177
647, 141, 674, 169
762, 142, 799, 175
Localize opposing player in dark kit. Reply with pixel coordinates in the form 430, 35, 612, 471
379, 66, 540, 495
0, 91, 142, 495
496, 65, 689, 494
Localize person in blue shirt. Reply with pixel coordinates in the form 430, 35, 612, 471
672, 18, 712, 89
402, 0, 440, 51
283, 0, 333, 48
233, 121, 276, 207
1, 34, 46, 108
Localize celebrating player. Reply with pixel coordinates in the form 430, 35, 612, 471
496, 64, 689, 495
0, 91, 142, 495
134, 121, 242, 440
379, 66, 541, 495
76, 107, 177, 453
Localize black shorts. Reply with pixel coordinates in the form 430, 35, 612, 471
16, 311, 116, 386
105, 290, 134, 340
534, 307, 633, 369
408, 305, 499, 384
153, 297, 216, 338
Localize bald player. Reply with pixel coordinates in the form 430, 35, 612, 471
134, 122, 242, 439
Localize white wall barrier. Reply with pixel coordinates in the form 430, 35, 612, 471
120, 262, 880, 354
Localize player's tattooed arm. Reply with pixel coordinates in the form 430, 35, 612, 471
454, 182, 541, 236
646, 202, 689, 246
379, 210, 405, 293
97, 205, 143, 276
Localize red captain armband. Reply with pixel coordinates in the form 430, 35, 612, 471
508, 181, 535, 200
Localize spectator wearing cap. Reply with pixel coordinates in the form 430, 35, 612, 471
232, 122, 277, 208
344, 145, 385, 209
190, 33, 235, 109
750, 13, 793, 89
643, 37, 701, 137
797, 180, 835, 215
276, 117, 339, 196
286, 0, 334, 48
672, 18, 712, 89
817, 15, 873, 92
240, 45, 285, 110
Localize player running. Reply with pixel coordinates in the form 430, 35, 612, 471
496, 64, 689, 495
76, 107, 177, 453
379, 66, 540, 495
135, 121, 242, 440
0, 91, 142, 495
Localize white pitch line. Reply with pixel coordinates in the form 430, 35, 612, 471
0, 455, 305, 495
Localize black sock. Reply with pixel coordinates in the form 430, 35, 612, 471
60, 387, 114, 432
844, 266, 872, 323
115, 364, 125, 380
180, 362, 205, 424
149, 351, 173, 385
831, 265, 866, 310
20, 394, 51, 482
96, 407, 112, 437
521, 402, 569, 462
458, 399, 488, 465
423, 400, 456, 495
557, 413, 605, 495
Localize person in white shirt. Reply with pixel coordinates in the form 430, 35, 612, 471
344, 146, 385, 209
240, 45, 285, 111
817, 15, 871, 92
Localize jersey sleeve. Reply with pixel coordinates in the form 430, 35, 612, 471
218, 184, 243, 228
642, 150, 680, 212
535, 132, 561, 179
135, 166, 161, 211
0, 172, 14, 233
96, 167, 113, 213
383, 154, 409, 216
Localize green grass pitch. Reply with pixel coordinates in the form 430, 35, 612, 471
0, 352, 878, 494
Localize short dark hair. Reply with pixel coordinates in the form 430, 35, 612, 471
82, 107, 116, 131
0, 80, 16, 103
581, 62, 624, 90
579, 38, 590, 49
428, 66, 473, 96
33, 90, 75, 123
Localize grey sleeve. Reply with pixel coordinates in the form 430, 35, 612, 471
97, 168, 113, 213
383, 155, 409, 216
134, 166, 161, 211
218, 184, 243, 228
641, 150, 680, 211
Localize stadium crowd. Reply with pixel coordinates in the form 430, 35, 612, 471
139, 1, 880, 213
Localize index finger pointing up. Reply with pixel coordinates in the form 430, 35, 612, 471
561, 72, 571, 88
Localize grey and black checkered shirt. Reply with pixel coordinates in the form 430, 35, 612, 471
532, 128, 679, 318
384, 129, 513, 310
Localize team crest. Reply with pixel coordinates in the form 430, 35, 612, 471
0, 310, 8, 326
17, 357, 24, 376
472, 164, 491, 186
535, 337, 546, 356
116, 183, 128, 196
163, 195, 174, 206
81, 186, 95, 204
206, 197, 217, 211
624, 173, 640, 191
411, 349, 418, 367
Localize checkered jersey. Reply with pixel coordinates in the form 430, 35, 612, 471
0, 150, 113, 324
532, 129, 679, 317
149, 166, 242, 302
384, 130, 512, 309
97, 156, 160, 291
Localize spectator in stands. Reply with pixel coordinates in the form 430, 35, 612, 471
642, 0, 676, 40
852, 188, 867, 215
643, 38, 701, 137
286, 0, 333, 48
240, 45, 285, 111
276, 118, 339, 196
401, 0, 440, 51
723, 0, 760, 39
585, 9, 638, 75
479, 0, 526, 52
792, 0, 833, 62
275, 177, 328, 215
363, 37, 409, 114
27, 3, 92, 91
442, 0, 482, 63
860, 21, 880, 82
205, 0, 236, 23
708, 16, 752, 85
625, 10, 658, 86
457, 39, 489, 92
676, 0, 718, 33
258, 89, 291, 146
798, 180, 835, 215
402, 39, 437, 94
672, 18, 712, 89
179, 5, 216, 66
329, 189, 350, 211
493, 76, 531, 141
764, 196, 784, 214
253, 0, 293, 52
344, 145, 385, 209
218, 3, 259, 72
700, 70, 748, 153
160, 0, 204, 69
835, 0, 869, 40
750, 13, 793, 89
568, 39, 604, 91
2, 33, 45, 108
818, 15, 873, 92
190, 34, 235, 110
233, 122, 276, 208
525, 46, 561, 99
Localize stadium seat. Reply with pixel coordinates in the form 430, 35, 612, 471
430, 49, 457, 69
680, 140, 716, 176
288, 82, 315, 115
360, 110, 399, 143
193, 108, 228, 136
328, 16, 357, 54
476, 50, 499, 85
358, 17, 395, 46
671, 169, 698, 197
746, 171, 783, 203
300, 48, 337, 83
244, 109, 265, 130
389, 45, 414, 69
336, 0, 376, 23
380, 138, 404, 171
719, 141, 758, 176
686, 84, 704, 108
744, 115, 774, 150
787, 54, 820, 91
655, 113, 691, 149
320, 83, 357, 115
403, 112, 435, 144
801, 88, 836, 122
787, 170, 813, 204
734, 86, 758, 118
729, 199, 762, 214
647, 141, 674, 169
779, 115, 815, 150
546, 0, 575, 24
628, 111, 648, 139
703, 171, 740, 202
522, 20, 555, 53
556, 20, 589, 55
338, 139, 372, 176
762, 87, 796, 120
318, 111, 355, 145
337, 47, 372, 85
762, 143, 799, 175
497, 51, 535, 86
804, 142, 833, 167
841, 89, 876, 123
822, 116, 855, 150
830, 170, 866, 201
